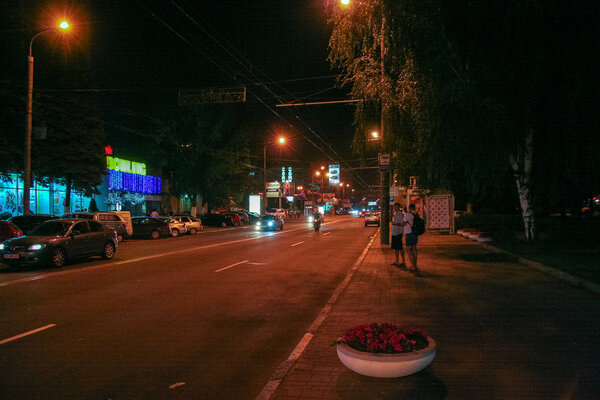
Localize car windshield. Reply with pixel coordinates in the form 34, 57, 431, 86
29, 221, 71, 236
261, 215, 277, 220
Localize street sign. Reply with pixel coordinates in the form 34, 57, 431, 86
379, 153, 390, 172
179, 87, 246, 105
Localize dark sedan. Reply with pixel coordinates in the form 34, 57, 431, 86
255, 215, 284, 231
8, 214, 58, 234
131, 217, 172, 239
200, 213, 235, 227
0, 218, 118, 268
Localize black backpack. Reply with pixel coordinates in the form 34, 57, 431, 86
411, 213, 425, 236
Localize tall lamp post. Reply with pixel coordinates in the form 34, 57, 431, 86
340, 0, 389, 244
24, 20, 70, 215
263, 136, 286, 214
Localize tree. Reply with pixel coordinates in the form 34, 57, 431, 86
140, 104, 262, 212
326, 0, 600, 241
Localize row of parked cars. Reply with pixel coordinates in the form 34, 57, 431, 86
0, 209, 259, 269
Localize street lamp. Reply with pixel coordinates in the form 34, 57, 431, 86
263, 136, 286, 214
23, 20, 70, 215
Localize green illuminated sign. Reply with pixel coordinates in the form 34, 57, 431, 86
106, 156, 146, 175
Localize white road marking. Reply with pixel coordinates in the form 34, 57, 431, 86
0, 324, 56, 345
169, 382, 186, 389
322, 232, 330, 236
247, 262, 266, 265
0, 219, 349, 288
215, 259, 249, 273
291, 241, 304, 247
255, 229, 379, 400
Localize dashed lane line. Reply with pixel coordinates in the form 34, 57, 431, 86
0, 324, 56, 346
0, 219, 348, 288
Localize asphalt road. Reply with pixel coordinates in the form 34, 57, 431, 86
0, 215, 374, 399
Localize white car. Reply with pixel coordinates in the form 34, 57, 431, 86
265, 208, 286, 220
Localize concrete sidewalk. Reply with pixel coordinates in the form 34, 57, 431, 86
269, 232, 600, 399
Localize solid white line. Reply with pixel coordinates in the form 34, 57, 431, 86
255, 228, 379, 400
0, 219, 352, 288
215, 259, 249, 273
322, 232, 330, 236
0, 324, 56, 345
291, 241, 304, 247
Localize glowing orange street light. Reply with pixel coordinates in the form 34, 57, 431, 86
263, 136, 287, 214
371, 131, 379, 139
24, 19, 71, 215
340, 0, 350, 6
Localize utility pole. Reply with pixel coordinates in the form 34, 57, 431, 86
379, 9, 390, 245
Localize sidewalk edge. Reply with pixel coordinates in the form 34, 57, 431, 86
480, 242, 600, 295
254, 230, 380, 400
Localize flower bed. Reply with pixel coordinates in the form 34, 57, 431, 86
334, 322, 429, 354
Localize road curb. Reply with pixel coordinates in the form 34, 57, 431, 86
254, 229, 380, 400
480, 242, 600, 296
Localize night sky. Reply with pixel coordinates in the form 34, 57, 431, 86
1, 0, 361, 183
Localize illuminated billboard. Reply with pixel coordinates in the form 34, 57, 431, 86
328, 164, 340, 185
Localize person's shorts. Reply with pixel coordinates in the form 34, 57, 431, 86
391, 234, 403, 250
405, 233, 418, 246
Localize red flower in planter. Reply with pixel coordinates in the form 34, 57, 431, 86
335, 322, 429, 354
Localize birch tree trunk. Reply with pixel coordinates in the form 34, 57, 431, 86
510, 129, 537, 241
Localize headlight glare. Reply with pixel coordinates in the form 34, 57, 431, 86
28, 244, 43, 251
0, 244, 4, 250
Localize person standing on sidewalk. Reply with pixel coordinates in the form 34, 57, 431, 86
402, 203, 419, 274
390, 203, 406, 268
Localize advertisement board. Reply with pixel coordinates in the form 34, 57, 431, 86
328, 164, 340, 185
249, 195, 261, 215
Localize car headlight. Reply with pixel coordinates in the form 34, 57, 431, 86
308, 216, 313, 223
267, 221, 274, 227
0, 244, 4, 250
28, 244, 44, 251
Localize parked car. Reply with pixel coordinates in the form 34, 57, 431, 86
171, 215, 203, 235
8, 214, 58, 234
216, 211, 243, 226
256, 214, 284, 231
233, 210, 250, 225
0, 221, 23, 242
200, 213, 235, 227
62, 212, 129, 241
157, 217, 187, 237
364, 212, 381, 227
0, 218, 118, 268
246, 211, 261, 224
132, 217, 171, 239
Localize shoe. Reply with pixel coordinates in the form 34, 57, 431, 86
397, 263, 408, 270
409, 268, 422, 276
390, 262, 398, 266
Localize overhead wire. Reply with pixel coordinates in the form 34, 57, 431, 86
164, 0, 372, 190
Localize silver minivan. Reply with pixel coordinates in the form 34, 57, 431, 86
62, 212, 130, 241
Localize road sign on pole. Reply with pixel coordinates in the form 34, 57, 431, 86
378, 153, 390, 172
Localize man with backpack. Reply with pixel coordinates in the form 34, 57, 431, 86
401, 203, 424, 275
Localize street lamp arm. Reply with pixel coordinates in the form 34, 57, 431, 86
29, 28, 54, 57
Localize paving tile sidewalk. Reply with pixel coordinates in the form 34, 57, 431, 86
270, 232, 600, 400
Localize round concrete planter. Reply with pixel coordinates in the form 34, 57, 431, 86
336, 337, 436, 378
